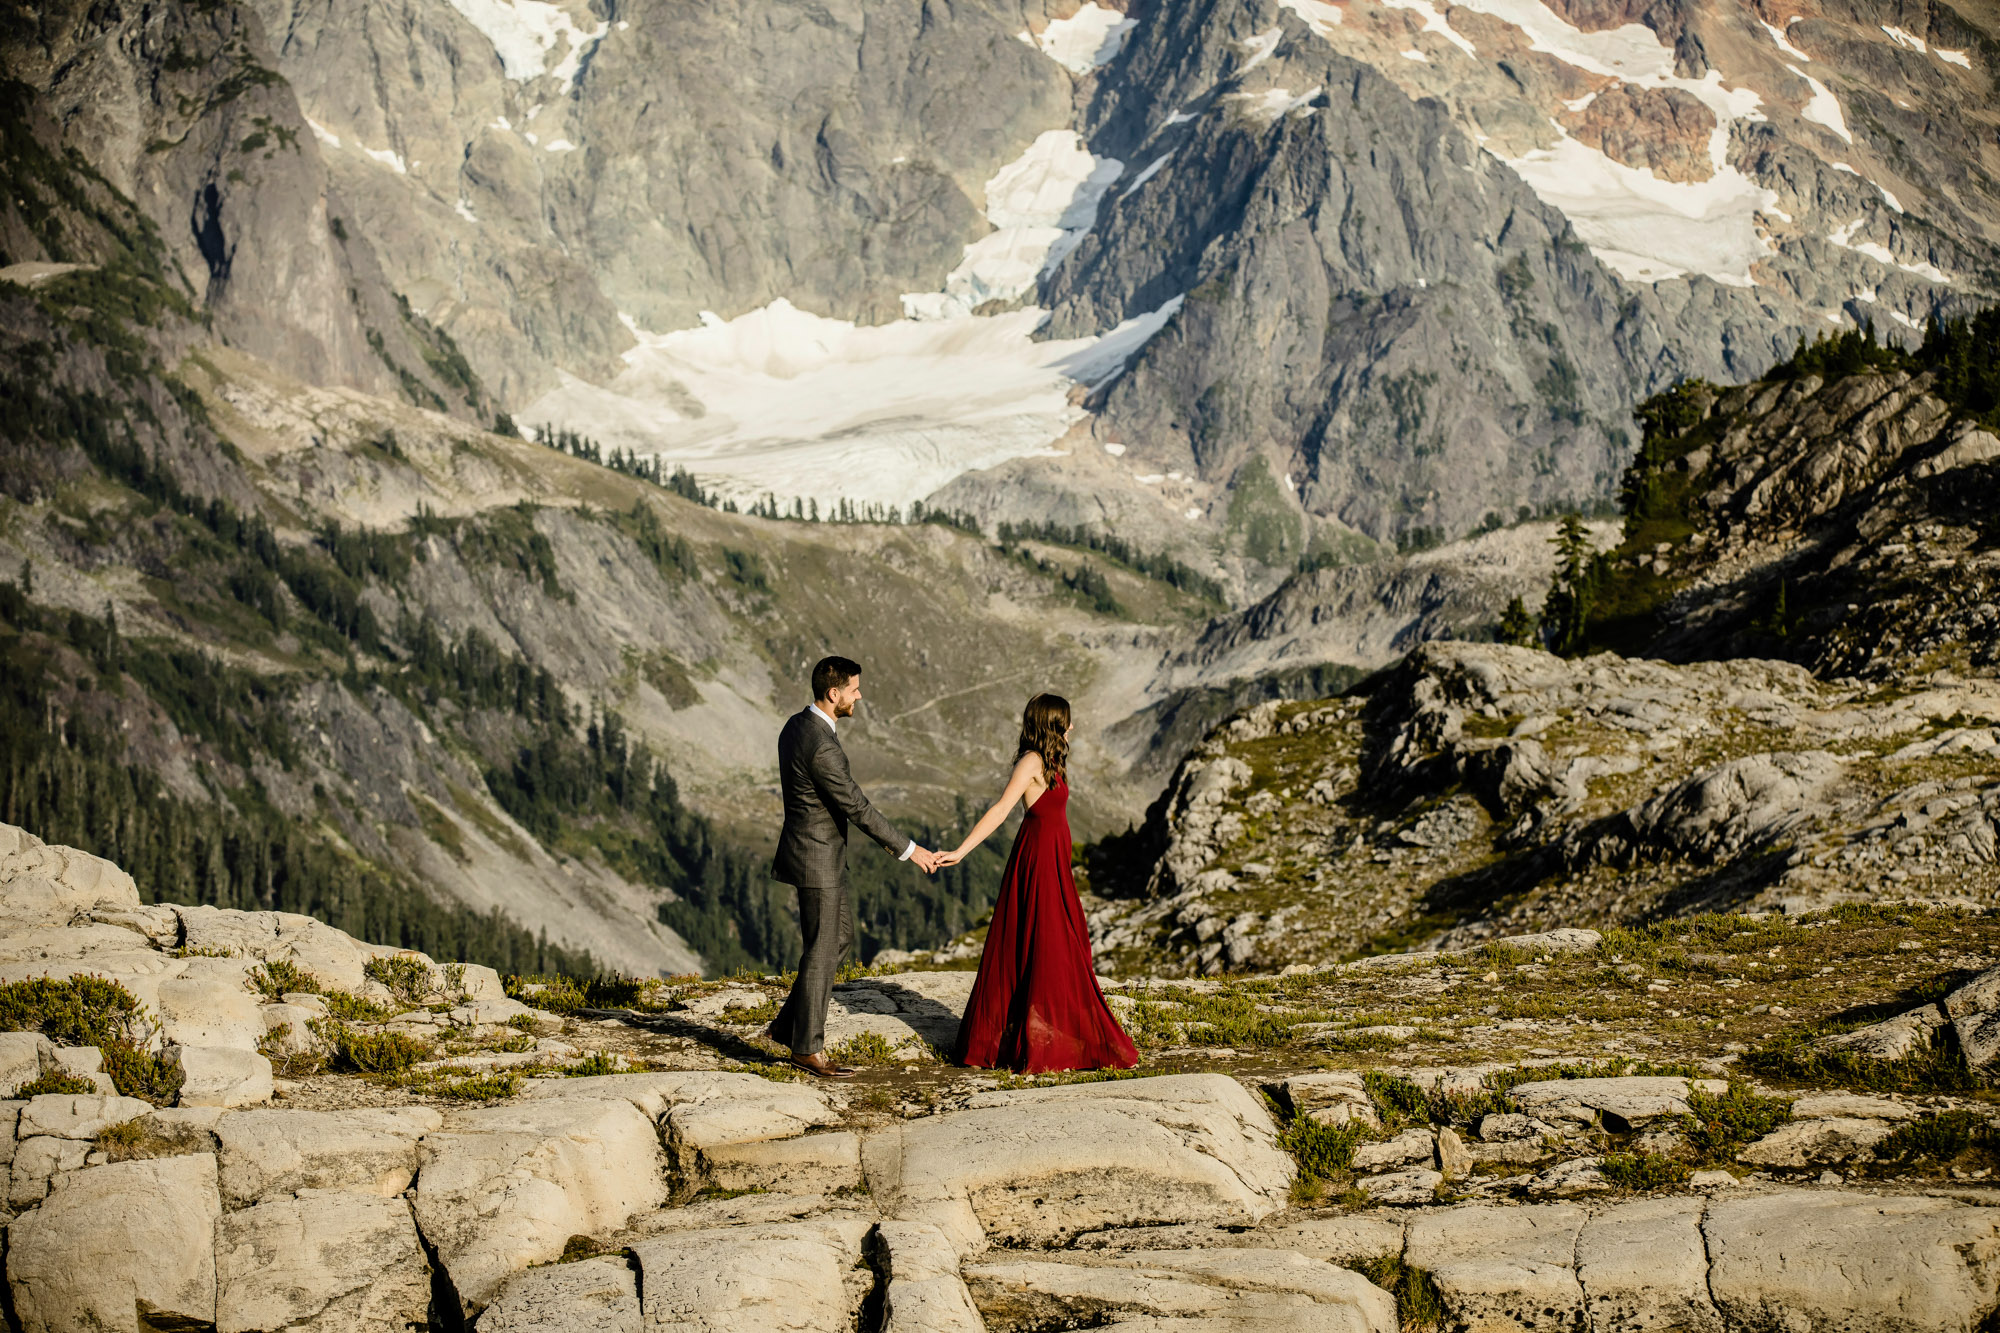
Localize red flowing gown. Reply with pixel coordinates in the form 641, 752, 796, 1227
954, 777, 1139, 1073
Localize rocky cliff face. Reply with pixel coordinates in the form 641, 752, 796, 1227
0, 0, 488, 416
1079, 354, 2000, 978
164, 0, 2000, 564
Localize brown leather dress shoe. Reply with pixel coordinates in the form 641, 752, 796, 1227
787, 1051, 857, 1079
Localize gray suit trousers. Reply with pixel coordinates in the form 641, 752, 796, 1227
770, 877, 854, 1056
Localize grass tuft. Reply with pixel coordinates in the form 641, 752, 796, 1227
1876, 1111, 1996, 1163
1344, 1252, 1446, 1331
825, 1032, 899, 1066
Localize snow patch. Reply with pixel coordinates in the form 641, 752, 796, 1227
1502, 136, 1776, 285
1825, 217, 1951, 283
1122, 153, 1173, 199
455, 198, 479, 223
1401, 48, 1430, 62
1136, 474, 1165, 485
1184, 506, 1203, 519
1889, 310, 1919, 328
444, 0, 605, 89
1226, 86, 1323, 125
1031, 3, 1138, 73
305, 118, 340, 149
1877, 184, 1904, 213
1237, 27, 1284, 72
1104, 442, 1127, 456
904, 131, 1122, 318
363, 145, 408, 174
1279, 0, 1344, 37
1454, 0, 1781, 284
1881, 25, 1926, 53
1787, 66, 1849, 143
1379, 0, 1478, 57
1163, 108, 1196, 127
1759, 19, 1810, 61
544, 138, 577, 152
522, 295, 1184, 509
1937, 47, 1972, 68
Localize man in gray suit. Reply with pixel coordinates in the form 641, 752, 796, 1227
766, 655, 938, 1077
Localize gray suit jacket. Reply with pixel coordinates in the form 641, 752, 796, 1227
772, 708, 907, 888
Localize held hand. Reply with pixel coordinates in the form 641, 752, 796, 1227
933, 850, 963, 868
911, 847, 941, 874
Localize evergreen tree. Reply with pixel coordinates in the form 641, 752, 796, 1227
1496, 595, 1537, 647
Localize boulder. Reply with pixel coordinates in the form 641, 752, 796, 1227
215, 1189, 431, 1333
1736, 1117, 1899, 1167
1406, 1203, 1587, 1332
216, 1106, 441, 1207
877, 1220, 984, 1333
518, 1070, 836, 1177
1480, 928, 1602, 955
8, 1135, 89, 1207
155, 959, 268, 1051
169, 1044, 274, 1107
1526, 1157, 1609, 1198
1816, 1004, 1948, 1061
49, 1045, 114, 1093
964, 1249, 1398, 1332
0, 1031, 53, 1095
1358, 1168, 1443, 1205
414, 1095, 668, 1315
19, 1092, 154, 1138
1507, 1076, 1726, 1130
706, 1130, 862, 1195
260, 1002, 326, 1057
1279, 1071, 1378, 1128
1352, 1128, 1435, 1171
1575, 1197, 1723, 1332
629, 1220, 874, 1332
1436, 1126, 1473, 1179
824, 972, 975, 1054
0, 827, 141, 932
6, 1152, 222, 1333
1789, 1092, 1917, 1121
478, 1255, 642, 1333
174, 904, 385, 991
1705, 1191, 2000, 1332
1945, 967, 2000, 1067
862, 1073, 1293, 1254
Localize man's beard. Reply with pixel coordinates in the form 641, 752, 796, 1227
835, 698, 857, 718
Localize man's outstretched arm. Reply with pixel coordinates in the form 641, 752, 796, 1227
807, 735, 936, 868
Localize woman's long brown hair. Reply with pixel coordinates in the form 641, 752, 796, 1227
1016, 693, 1071, 785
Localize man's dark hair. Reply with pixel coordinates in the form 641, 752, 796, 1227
812, 655, 862, 700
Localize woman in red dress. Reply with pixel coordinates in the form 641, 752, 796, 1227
937, 693, 1138, 1074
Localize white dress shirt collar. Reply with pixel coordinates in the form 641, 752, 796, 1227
808, 703, 837, 732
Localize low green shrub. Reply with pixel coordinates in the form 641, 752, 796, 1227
1600, 1151, 1692, 1191
1744, 1030, 1974, 1095
1280, 1112, 1366, 1184
1876, 1111, 1995, 1163
314, 1020, 430, 1073
1364, 1070, 1430, 1128
1680, 1081, 1792, 1164
14, 1068, 97, 1096
247, 959, 322, 998
364, 955, 438, 1005
322, 989, 395, 1023
0, 975, 153, 1048
101, 1041, 185, 1104
562, 1051, 621, 1077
